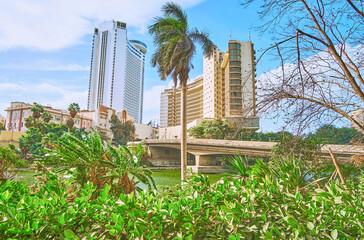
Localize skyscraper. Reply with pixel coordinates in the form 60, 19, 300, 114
160, 39, 259, 130
87, 20, 147, 123
203, 40, 257, 120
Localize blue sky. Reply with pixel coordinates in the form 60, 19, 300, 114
0, 0, 284, 132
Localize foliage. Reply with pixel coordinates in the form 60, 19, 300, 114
0, 146, 26, 182
241, 0, 364, 133
308, 124, 363, 145
226, 155, 249, 179
41, 111, 52, 123
19, 122, 86, 158
67, 103, 80, 118
273, 134, 322, 163
1, 156, 363, 239
110, 115, 135, 146
237, 129, 293, 142
188, 119, 236, 139
94, 126, 109, 143
31, 104, 44, 120
40, 132, 155, 197
0, 121, 5, 130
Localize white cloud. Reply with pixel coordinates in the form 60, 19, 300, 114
0, 60, 89, 71
0, 0, 205, 51
0, 82, 88, 116
0, 83, 26, 92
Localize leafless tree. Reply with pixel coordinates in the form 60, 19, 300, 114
242, 0, 364, 134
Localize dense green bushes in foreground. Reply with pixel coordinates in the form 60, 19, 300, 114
1, 159, 363, 239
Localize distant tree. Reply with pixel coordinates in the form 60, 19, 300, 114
237, 130, 293, 142
68, 103, 80, 118
188, 119, 236, 139
67, 103, 80, 132
0, 145, 27, 182
149, 2, 214, 180
94, 127, 109, 143
42, 111, 52, 123
0, 122, 5, 130
241, 0, 364, 133
110, 115, 135, 146
308, 125, 363, 144
31, 103, 44, 126
273, 135, 322, 164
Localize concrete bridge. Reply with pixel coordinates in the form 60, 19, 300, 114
133, 139, 364, 173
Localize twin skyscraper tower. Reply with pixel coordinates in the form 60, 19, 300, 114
87, 20, 146, 123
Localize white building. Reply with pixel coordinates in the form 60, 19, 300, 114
87, 20, 147, 123
135, 123, 158, 140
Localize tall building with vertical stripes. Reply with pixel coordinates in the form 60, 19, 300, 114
87, 20, 147, 123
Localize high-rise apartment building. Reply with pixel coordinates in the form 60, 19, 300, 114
87, 20, 147, 123
160, 39, 258, 129
160, 77, 203, 127
203, 40, 256, 120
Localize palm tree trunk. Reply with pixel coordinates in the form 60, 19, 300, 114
181, 80, 187, 181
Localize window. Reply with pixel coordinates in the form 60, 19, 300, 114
230, 67, 240, 72
230, 73, 241, 78
229, 43, 240, 49
230, 61, 240, 66
231, 86, 241, 91
229, 55, 241, 60
231, 98, 241, 103
231, 105, 241, 110
231, 79, 241, 85
230, 49, 240, 54
231, 92, 242, 97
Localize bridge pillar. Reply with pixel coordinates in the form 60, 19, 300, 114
190, 155, 200, 174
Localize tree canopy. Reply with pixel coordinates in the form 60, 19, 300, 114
242, 0, 364, 133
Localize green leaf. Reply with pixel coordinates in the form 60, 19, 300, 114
109, 229, 117, 236
64, 229, 76, 238
59, 215, 65, 225
229, 235, 236, 240
32, 221, 39, 231
111, 213, 118, 223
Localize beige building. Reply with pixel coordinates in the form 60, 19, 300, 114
160, 39, 259, 131
160, 76, 204, 127
5, 102, 93, 132
204, 40, 257, 120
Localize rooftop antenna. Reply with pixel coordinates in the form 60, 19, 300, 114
249, 31, 251, 41
229, 30, 231, 40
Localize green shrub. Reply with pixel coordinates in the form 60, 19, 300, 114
1, 156, 363, 239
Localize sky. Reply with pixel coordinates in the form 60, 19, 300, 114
0, 0, 287, 132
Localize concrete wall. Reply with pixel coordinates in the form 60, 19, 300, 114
158, 118, 202, 139
0, 131, 24, 147
135, 123, 157, 139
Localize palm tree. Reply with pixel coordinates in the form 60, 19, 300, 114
67, 103, 80, 132
68, 103, 80, 118
31, 103, 44, 126
42, 111, 52, 123
149, 2, 214, 180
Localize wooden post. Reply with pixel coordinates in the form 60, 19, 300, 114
329, 148, 346, 185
